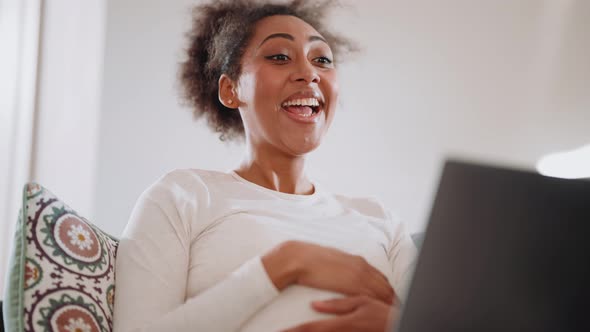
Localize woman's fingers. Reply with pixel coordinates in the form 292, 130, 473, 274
311, 296, 367, 314
357, 263, 394, 304
289, 296, 391, 332
371, 277, 395, 304
338, 254, 393, 303
365, 261, 390, 284
359, 257, 392, 287
291, 241, 397, 304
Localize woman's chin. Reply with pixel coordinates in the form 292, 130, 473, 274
275, 109, 330, 155
282, 135, 323, 156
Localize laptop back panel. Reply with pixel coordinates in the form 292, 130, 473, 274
396, 160, 590, 332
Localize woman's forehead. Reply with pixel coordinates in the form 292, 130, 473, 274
251, 15, 323, 44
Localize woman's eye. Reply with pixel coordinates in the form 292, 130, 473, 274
266, 54, 290, 61
314, 56, 333, 65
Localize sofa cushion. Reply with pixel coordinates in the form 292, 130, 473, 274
411, 232, 425, 250
3, 183, 118, 332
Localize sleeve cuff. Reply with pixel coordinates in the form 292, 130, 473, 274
231, 255, 280, 305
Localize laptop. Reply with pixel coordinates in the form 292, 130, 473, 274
394, 159, 590, 332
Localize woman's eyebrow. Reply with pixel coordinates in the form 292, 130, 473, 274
257, 33, 328, 49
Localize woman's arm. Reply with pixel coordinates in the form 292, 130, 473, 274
264, 241, 395, 304
269, 208, 414, 332
113, 192, 280, 332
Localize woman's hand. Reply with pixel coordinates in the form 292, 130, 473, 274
281, 295, 399, 332
262, 240, 395, 304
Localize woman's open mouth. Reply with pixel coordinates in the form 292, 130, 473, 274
280, 98, 323, 124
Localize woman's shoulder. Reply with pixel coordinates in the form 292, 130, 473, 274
138, 168, 229, 204
155, 167, 228, 182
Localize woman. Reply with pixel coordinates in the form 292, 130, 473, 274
113, 1, 417, 331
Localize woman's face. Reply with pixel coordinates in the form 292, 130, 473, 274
234, 15, 339, 156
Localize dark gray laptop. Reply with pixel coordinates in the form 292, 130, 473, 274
395, 160, 590, 332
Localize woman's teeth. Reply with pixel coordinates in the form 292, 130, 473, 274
281, 98, 320, 107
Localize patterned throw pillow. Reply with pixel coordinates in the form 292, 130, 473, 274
3, 183, 119, 332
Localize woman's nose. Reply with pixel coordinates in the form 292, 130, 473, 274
289, 59, 320, 84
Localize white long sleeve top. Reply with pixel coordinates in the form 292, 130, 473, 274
113, 168, 417, 332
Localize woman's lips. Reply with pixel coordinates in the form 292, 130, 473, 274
281, 106, 322, 124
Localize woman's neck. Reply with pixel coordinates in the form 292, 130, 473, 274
234, 147, 315, 195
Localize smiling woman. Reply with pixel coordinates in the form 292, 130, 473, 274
220, 14, 339, 161
178, 0, 354, 143
112, 1, 417, 331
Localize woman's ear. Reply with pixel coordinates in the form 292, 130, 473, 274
218, 74, 238, 109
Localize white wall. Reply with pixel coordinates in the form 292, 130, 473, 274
94, 0, 589, 236
312, 0, 590, 231
33, 0, 106, 220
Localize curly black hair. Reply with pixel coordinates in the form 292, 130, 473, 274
179, 0, 357, 141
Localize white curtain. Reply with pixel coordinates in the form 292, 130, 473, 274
0, 0, 41, 297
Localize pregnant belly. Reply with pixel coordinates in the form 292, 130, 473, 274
239, 285, 345, 332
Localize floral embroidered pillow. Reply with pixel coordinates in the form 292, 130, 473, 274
3, 183, 119, 332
